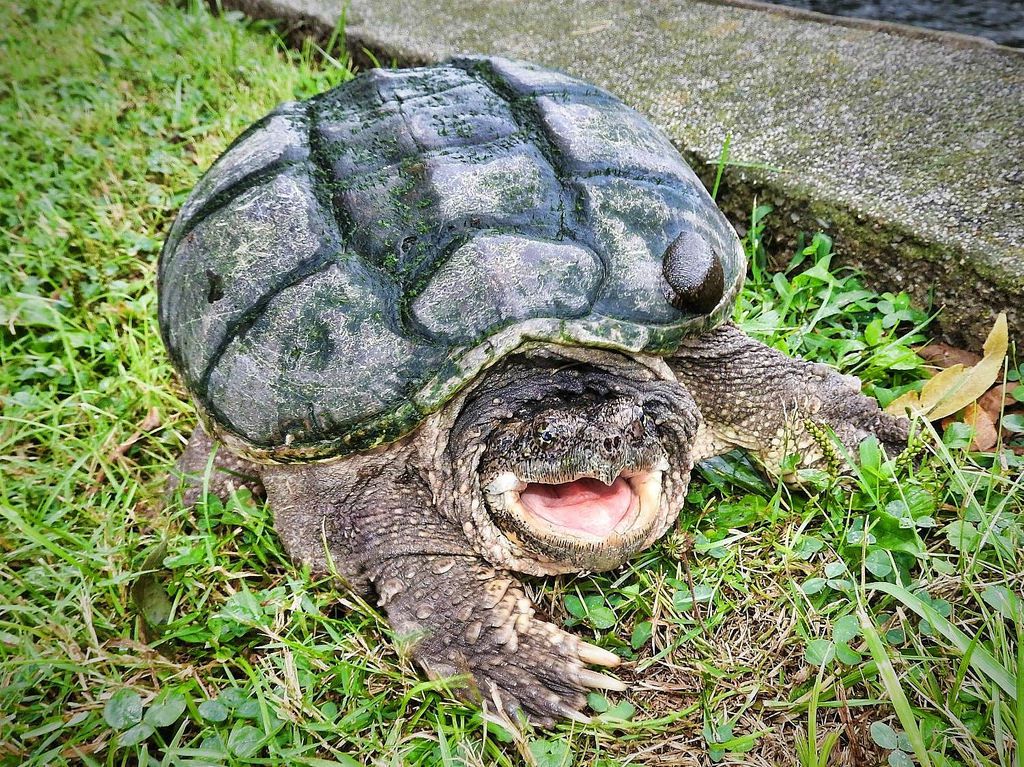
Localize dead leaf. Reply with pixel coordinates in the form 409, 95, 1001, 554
963, 403, 998, 451
978, 384, 1014, 421
107, 407, 161, 461
887, 314, 1007, 420
916, 343, 982, 370
61, 741, 106, 759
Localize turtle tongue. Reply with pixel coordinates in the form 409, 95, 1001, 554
519, 477, 634, 536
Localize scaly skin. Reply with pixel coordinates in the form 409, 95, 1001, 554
167, 424, 263, 508
167, 333, 909, 725
672, 324, 909, 476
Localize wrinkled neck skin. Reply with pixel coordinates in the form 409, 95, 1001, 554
418, 347, 701, 576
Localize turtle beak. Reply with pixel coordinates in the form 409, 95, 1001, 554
595, 463, 626, 486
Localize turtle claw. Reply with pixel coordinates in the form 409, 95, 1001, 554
578, 668, 628, 691
552, 700, 593, 725
578, 640, 621, 668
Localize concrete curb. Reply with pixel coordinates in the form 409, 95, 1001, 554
703, 0, 1024, 54
228, 0, 1024, 350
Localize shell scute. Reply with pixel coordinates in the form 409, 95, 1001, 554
161, 166, 339, 388
205, 257, 436, 448
411, 234, 602, 343
580, 176, 720, 323
423, 140, 560, 233
535, 95, 697, 184
314, 103, 419, 178
402, 82, 515, 152
173, 106, 308, 229
455, 55, 601, 100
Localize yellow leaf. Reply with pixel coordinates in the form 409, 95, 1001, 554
886, 313, 1007, 420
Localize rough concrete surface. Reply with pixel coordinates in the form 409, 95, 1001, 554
229, 0, 1024, 350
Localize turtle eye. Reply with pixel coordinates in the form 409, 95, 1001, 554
535, 424, 556, 448
629, 418, 646, 439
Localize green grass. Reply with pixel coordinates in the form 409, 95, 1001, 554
1, 1, 1022, 765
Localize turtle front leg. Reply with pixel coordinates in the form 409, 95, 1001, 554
371, 552, 623, 726
166, 423, 265, 508
671, 323, 909, 476
262, 458, 623, 727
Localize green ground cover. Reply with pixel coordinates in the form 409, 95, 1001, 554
1, 1, 1021, 765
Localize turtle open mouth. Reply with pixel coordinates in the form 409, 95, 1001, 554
485, 470, 663, 541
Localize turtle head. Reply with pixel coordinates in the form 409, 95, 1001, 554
448, 354, 699, 574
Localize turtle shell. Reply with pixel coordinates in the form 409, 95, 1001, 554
158, 56, 745, 462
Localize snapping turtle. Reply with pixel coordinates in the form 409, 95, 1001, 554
160, 56, 907, 724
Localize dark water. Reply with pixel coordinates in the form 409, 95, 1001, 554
765, 0, 1024, 47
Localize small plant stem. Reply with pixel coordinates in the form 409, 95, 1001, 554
711, 135, 731, 201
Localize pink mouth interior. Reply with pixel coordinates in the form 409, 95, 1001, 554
519, 477, 636, 537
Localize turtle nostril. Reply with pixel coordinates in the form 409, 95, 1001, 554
603, 435, 622, 453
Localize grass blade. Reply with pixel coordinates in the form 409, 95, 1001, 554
867, 582, 1017, 701
1016, 612, 1022, 767
857, 605, 933, 767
